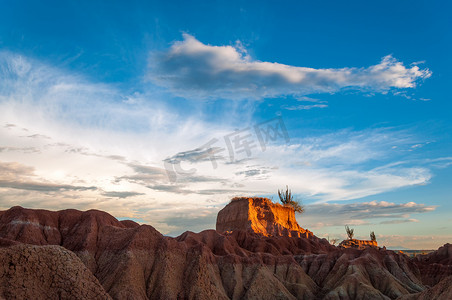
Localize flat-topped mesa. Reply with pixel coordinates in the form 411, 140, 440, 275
216, 197, 312, 238
339, 239, 378, 250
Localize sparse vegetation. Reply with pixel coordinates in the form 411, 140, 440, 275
370, 231, 376, 242
345, 225, 354, 240
330, 238, 339, 245
277, 186, 304, 214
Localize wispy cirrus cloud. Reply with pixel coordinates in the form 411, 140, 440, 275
0, 180, 96, 192
101, 191, 145, 199
380, 218, 419, 225
282, 104, 328, 110
149, 34, 432, 100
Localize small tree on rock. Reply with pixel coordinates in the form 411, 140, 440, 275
345, 225, 354, 240
278, 186, 304, 214
370, 231, 376, 242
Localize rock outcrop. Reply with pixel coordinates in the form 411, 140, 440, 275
412, 243, 452, 287
0, 243, 111, 299
338, 238, 378, 249
398, 275, 452, 300
0, 205, 450, 299
216, 197, 312, 238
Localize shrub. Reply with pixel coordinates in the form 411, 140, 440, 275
277, 186, 304, 214
345, 225, 354, 240
370, 231, 376, 242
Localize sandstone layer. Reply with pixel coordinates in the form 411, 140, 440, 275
0, 206, 450, 299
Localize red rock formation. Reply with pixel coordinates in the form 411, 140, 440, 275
216, 197, 312, 238
0, 205, 450, 299
0, 243, 111, 299
398, 275, 452, 300
412, 243, 452, 287
338, 238, 378, 249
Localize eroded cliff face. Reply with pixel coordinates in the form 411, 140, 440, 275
216, 197, 312, 238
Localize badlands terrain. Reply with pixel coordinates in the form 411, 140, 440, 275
0, 197, 450, 299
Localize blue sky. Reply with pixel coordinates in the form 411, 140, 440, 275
0, 1, 451, 249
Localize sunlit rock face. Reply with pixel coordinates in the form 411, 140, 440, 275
216, 197, 312, 238
339, 239, 378, 249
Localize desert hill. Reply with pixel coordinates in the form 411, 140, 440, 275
0, 201, 450, 299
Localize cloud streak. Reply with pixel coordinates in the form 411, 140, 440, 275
0, 161, 97, 192
301, 200, 436, 229
306, 201, 436, 219
282, 104, 328, 110
0, 180, 97, 192
149, 34, 432, 100
101, 191, 145, 198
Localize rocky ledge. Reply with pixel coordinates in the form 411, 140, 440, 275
339, 238, 378, 249
216, 197, 312, 238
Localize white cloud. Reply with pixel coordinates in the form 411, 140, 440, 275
282, 104, 328, 110
149, 34, 432, 100
0, 51, 442, 236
